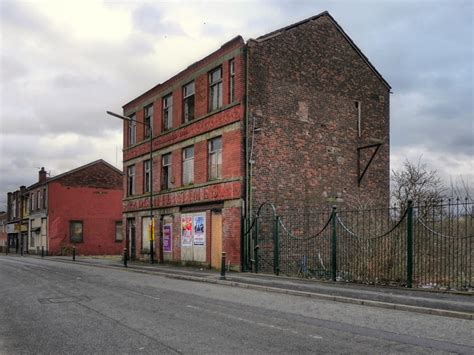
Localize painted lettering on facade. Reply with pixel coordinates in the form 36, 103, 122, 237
124, 181, 241, 212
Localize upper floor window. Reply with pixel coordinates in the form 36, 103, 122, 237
42, 189, 46, 209
229, 59, 235, 103
128, 113, 136, 146
208, 137, 222, 180
30, 194, 34, 212
209, 67, 222, 112
37, 191, 41, 210
144, 104, 153, 139
161, 153, 172, 190
127, 165, 135, 196
143, 159, 151, 193
183, 81, 195, 123
163, 94, 173, 131
182, 146, 194, 185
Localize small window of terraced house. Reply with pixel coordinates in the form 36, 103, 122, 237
70, 221, 83, 243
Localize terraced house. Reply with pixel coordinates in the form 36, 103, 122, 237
120, 11, 390, 270
6, 160, 124, 256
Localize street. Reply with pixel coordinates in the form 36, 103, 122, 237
0, 256, 473, 354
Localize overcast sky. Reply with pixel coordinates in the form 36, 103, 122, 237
0, 0, 472, 210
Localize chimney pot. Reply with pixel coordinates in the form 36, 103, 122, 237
39, 167, 47, 182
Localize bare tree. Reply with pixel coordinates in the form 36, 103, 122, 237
391, 158, 445, 206
448, 176, 473, 201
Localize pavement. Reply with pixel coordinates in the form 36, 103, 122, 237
26, 254, 474, 320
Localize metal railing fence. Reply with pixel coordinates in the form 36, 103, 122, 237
244, 199, 473, 290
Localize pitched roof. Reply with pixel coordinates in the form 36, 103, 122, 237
252, 11, 391, 90
27, 159, 122, 190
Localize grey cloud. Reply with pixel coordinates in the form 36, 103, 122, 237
0, 1, 50, 32
0, 55, 29, 81
132, 4, 185, 37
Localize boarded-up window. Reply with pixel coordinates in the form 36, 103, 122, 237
70, 221, 83, 243
115, 221, 123, 242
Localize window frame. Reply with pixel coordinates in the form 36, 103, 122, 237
115, 221, 123, 242
162, 94, 173, 131
182, 146, 195, 186
208, 137, 222, 180
30, 193, 34, 212
161, 153, 172, 190
42, 188, 46, 209
127, 165, 136, 196
143, 159, 151, 193
128, 113, 136, 146
144, 104, 153, 139
209, 67, 223, 112
183, 81, 195, 123
229, 59, 235, 103
70, 220, 83, 243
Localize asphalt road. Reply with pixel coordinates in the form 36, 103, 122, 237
0, 256, 473, 354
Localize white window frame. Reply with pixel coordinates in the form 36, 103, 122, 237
208, 137, 222, 180
163, 95, 173, 131
128, 113, 136, 146
183, 81, 195, 123
209, 67, 223, 112
182, 146, 194, 185
127, 165, 135, 196
161, 153, 172, 190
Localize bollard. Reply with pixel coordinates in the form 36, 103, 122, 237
123, 248, 128, 267
41, 246, 44, 258
72, 247, 76, 261
220, 252, 227, 280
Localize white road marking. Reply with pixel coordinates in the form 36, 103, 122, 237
185, 305, 322, 340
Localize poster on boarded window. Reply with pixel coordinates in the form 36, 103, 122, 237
193, 215, 205, 246
163, 224, 172, 252
181, 216, 193, 247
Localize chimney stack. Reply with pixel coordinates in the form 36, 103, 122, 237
39, 167, 47, 183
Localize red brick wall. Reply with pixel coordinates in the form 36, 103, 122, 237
47, 181, 123, 255
247, 14, 390, 212
120, 36, 246, 268
222, 206, 241, 267
57, 161, 122, 190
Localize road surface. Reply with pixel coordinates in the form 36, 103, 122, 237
0, 256, 472, 354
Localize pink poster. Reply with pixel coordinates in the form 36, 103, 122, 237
181, 216, 193, 247
163, 224, 172, 252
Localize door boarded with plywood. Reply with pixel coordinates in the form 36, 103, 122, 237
211, 211, 222, 269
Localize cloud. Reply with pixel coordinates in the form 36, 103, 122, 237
0, 0, 472, 211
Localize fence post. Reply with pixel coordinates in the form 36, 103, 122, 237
41, 246, 44, 258
220, 252, 227, 280
406, 200, 414, 288
331, 206, 337, 282
123, 248, 128, 267
254, 217, 259, 273
72, 247, 76, 261
273, 215, 280, 276
242, 217, 248, 272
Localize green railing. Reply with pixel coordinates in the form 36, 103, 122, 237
244, 200, 473, 290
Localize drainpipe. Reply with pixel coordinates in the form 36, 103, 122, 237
244, 43, 251, 220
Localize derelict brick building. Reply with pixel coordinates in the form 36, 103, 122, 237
121, 11, 390, 270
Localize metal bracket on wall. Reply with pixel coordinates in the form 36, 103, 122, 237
357, 142, 382, 186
